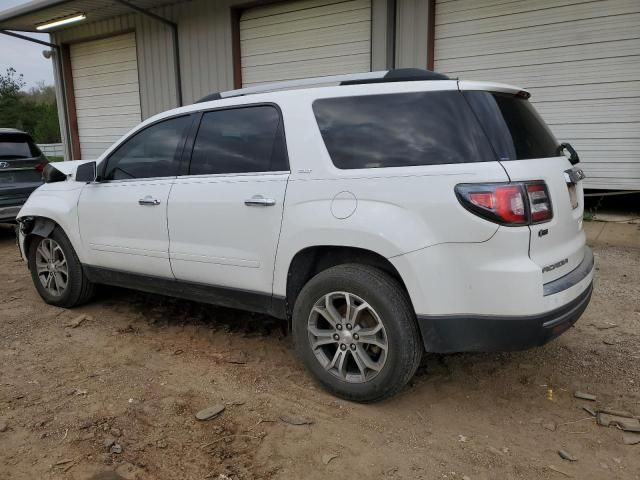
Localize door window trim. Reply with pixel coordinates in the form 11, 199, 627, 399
180, 102, 290, 178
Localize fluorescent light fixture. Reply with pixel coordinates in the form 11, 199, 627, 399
36, 14, 86, 31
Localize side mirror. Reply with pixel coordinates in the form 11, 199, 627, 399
76, 161, 97, 182
559, 142, 580, 165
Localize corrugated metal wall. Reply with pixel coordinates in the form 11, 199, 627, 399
175, 0, 236, 104
394, 0, 431, 68
53, 0, 392, 117
52, 4, 178, 119
239, 0, 373, 87
50, 0, 392, 161
434, 0, 640, 190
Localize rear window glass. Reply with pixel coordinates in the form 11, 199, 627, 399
312, 91, 495, 169
464, 91, 559, 160
0, 136, 41, 159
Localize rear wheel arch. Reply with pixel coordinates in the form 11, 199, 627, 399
285, 245, 413, 318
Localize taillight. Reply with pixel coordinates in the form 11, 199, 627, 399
35, 161, 48, 173
455, 181, 552, 226
526, 183, 552, 222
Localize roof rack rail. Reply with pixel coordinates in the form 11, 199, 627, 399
195, 68, 450, 103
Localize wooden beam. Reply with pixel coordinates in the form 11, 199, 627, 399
60, 44, 81, 160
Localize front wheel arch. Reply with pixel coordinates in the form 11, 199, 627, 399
26, 226, 95, 308
20, 216, 58, 267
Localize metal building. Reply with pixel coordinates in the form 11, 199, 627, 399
1, 0, 638, 190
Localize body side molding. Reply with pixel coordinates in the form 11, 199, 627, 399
83, 265, 286, 319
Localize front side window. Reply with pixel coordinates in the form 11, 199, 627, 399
312, 91, 495, 169
464, 91, 559, 160
189, 105, 287, 175
103, 115, 191, 180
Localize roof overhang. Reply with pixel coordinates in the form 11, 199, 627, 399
0, 0, 181, 32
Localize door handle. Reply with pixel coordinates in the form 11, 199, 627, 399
245, 195, 276, 207
138, 196, 161, 206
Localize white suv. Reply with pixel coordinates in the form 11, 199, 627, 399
17, 69, 594, 402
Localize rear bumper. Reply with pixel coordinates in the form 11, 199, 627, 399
417, 279, 593, 353
543, 246, 593, 296
0, 204, 23, 222
0, 194, 30, 222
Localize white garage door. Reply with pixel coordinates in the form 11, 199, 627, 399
434, 0, 640, 190
70, 33, 142, 159
240, 0, 372, 87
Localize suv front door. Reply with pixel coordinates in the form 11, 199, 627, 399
78, 115, 192, 278
167, 105, 289, 298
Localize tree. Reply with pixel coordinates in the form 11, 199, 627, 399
0, 68, 61, 144
34, 102, 61, 143
0, 67, 25, 98
28, 81, 56, 105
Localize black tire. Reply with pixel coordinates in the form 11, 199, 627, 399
27, 227, 95, 308
292, 264, 422, 403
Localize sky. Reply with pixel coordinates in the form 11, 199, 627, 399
0, 0, 55, 89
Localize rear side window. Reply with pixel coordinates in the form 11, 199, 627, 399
0, 135, 41, 159
312, 91, 495, 169
189, 105, 288, 175
464, 91, 559, 160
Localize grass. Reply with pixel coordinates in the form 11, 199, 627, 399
47, 156, 64, 162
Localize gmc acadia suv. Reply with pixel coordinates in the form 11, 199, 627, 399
16, 69, 594, 402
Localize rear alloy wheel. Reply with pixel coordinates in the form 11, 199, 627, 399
293, 264, 422, 402
308, 291, 388, 383
28, 227, 95, 308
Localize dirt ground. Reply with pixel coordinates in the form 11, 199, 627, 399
1, 223, 639, 480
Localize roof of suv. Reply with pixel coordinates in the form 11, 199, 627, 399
95, 69, 529, 163
0, 128, 29, 136
196, 68, 451, 103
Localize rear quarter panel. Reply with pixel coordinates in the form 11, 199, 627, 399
272, 91, 511, 297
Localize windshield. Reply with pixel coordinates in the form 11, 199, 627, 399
464, 91, 559, 161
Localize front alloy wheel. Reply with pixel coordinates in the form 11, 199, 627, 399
308, 292, 388, 383
35, 238, 69, 297
28, 227, 95, 308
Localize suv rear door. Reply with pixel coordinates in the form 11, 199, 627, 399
463, 88, 586, 285
167, 105, 289, 299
